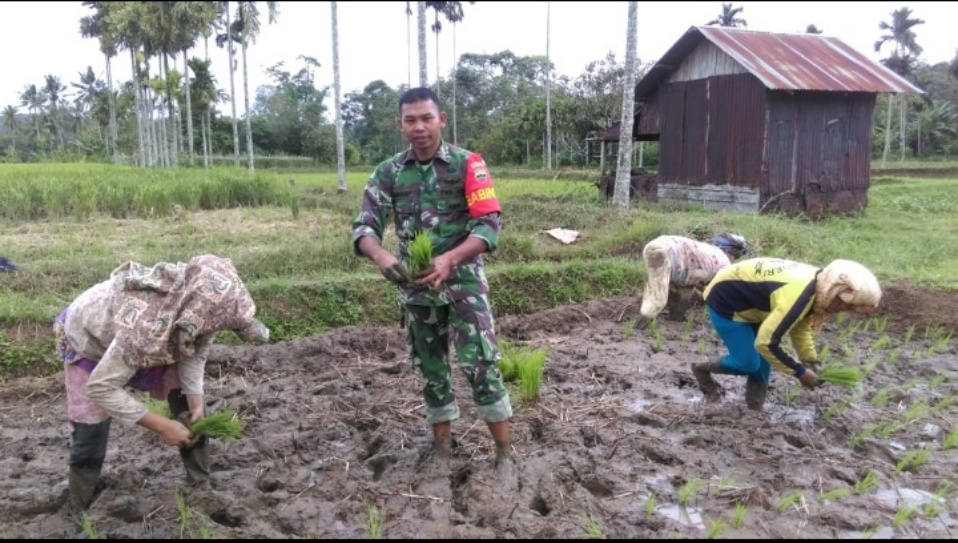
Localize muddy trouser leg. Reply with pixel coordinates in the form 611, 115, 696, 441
68, 419, 112, 513
167, 388, 210, 485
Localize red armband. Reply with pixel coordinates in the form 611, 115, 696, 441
464, 154, 501, 218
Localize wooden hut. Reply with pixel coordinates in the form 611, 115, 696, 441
603, 25, 924, 217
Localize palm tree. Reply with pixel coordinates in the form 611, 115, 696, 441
875, 7, 925, 167
80, 1, 120, 163
950, 49, 958, 80
234, 1, 279, 171
613, 1, 638, 209
332, 1, 347, 192
805, 24, 823, 34
2, 105, 19, 152
19, 84, 45, 145
71, 66, 104, 140
216, 1, 242, 166
424, 2, 471, 100
406, 2, 413, 87
173, 2, 219, 167
706, 2, 747, 28
43, 75, 67, 150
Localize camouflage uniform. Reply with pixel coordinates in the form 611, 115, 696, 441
351, 141, 512, 425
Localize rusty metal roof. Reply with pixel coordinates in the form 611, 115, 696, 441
635, 26, 924, 100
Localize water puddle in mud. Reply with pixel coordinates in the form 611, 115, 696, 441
873, 487, 937, 508
656, 504, 705, 530
628, 397, 652, 412
766, 404, 816, 426
837, 526, 895, 539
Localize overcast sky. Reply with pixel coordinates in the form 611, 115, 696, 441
2, 1, 956, 118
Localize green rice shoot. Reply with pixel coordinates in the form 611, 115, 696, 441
818, 365, 863, 388
142, 395, 173, 419
496, 341, 548, 403
189, 409, 244, 440
408, 230, 434, 275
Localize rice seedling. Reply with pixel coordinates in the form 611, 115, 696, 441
936, 396, 955, 411
943, 429, 958, 450
929, 374, 946, 388
903, 378, 918, 392
886, 347, 900, 366
190, 410, 244, 440
892, 505, 916, 528
824, 398, 852, 420
862, 359, 878, 376
776, 491, 805, 512
870, 334, 891, 351
730, 502, 748, 529
818, 487, 853, 503
818, 365, 863, 389
853, 471, 880, 495
932, 330, 953, 354
408, 230, 434, 276
870, 387, 893, 407
581, 516, 604, 539
364, 503, 383, 539
903, 324, 916, 345
895, 448, 931, 474
175, 490, 192, 538
496, 341, 521, 382
783, 385, 802, 406
847, 425, 876, 449
924, 494, 946, 518
645, 493, 657, 517
624, 318, 635, 340
648, 318, 664, 353
903, 401, 929, 424
143, 395, 173, 418
872, 316, 889, 334
677, 478, 704, 506
696, 337, 707, 356
860, 525, 879, 539
683, 312, 695, 342
840, 339, 855, 359
517, 349, 547, 403
878, 421, 902, 439
196, 516, 214, 539
705, 518, 727, 539
818, 344, 831, 364
79, 513, 99, 539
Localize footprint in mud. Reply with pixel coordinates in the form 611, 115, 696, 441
364, 452, 398, 481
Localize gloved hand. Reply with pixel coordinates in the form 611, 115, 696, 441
380, 262, 412, 286
176, 411, 202, 449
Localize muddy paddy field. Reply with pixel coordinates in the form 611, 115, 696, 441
2, 283, 958, 539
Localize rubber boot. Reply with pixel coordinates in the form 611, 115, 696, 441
690, 357, 731, 402
167, 389, 211, 488
744, 377, 768, 412
67, 420, 112, 516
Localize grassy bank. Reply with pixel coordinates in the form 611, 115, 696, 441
2, 163, 957, 377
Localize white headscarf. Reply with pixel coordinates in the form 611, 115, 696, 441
812, 259, 882, 328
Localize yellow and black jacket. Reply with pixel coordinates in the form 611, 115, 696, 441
703, 258, 820, 377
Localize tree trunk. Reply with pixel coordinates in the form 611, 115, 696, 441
417, 2, 428, 87
545, 1, 552, 171
434, 10, 441, 99
406, 2, 412, 88
131, 49, 146, 167
202, 114, 209, 168
880, 93, 893, 168
612, 1, 638, 209
452, 22, 458, 145
183, 50, 195, 166
332, 1, 347, 192
163, 55, 177, 167
106, 54, 119, 164
899, 94, 906, 163
204, 34, 211, 168
226, 0, 241, 166
242, 39, 254, 171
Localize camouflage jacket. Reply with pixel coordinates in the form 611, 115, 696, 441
351, 141, 502, 306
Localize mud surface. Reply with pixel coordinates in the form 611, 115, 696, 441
2, 283, 958, 538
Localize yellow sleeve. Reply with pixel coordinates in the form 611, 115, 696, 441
754, 291, 815, 378
789, 317, 818, 364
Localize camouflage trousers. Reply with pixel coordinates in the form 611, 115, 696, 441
404, 295, 512, 425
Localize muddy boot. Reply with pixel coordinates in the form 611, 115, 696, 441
494, 440, 518, 490
168, 389, 212, 488
691, 359, 725, 403
745, 378, 768, 412
66, 420, 112, 516
416, 436, 452, 475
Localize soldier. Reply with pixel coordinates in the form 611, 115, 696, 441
54, 254, 269, 515
695, 257, 882, 411
351, 87, 515, 479
639, 233, 750, 321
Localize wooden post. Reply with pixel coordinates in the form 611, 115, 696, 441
600, 140, 606, 175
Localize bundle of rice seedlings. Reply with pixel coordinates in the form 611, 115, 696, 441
142, 396, 173, 418
189, 409, 244, 440
818, 365, 863, 389
408, 230, 434, 275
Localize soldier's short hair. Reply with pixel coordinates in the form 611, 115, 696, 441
400, 87, 441, 113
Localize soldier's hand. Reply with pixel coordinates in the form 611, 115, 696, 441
414, 254, 454, 290
380, 262, 412, 286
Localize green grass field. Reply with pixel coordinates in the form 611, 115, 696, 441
2, 162, 957, 375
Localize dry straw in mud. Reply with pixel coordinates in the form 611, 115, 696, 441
409, 230, 434, 275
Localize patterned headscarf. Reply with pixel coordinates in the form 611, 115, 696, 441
811, 259, 882, 330
110, 254, 268, 368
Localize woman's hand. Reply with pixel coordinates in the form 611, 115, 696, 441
799, 368, 820, 389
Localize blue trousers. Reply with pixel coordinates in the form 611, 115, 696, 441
707, 306, 771, 387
